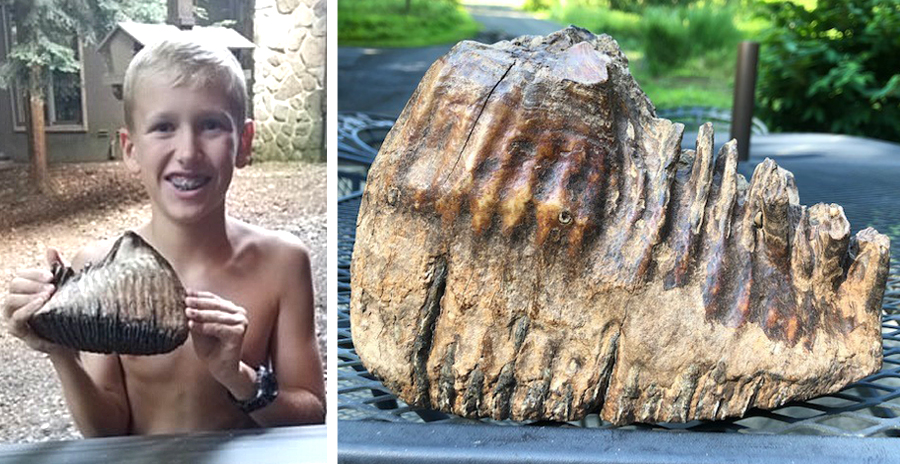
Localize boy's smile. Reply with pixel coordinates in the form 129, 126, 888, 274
167, 173, 212, 192
121, 75, 253, 225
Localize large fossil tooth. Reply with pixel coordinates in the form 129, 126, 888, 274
349, 27, 891, 425
30, 231, 188, 355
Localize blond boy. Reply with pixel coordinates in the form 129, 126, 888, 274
3, 36, 325, 435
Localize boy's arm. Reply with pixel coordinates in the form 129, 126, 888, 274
49, 351, 131, 436
49, 245, 131, 436
251, 242, 325, 425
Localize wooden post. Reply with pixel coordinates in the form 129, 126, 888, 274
168, 0, 195, 29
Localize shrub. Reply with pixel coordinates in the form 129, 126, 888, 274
642, 7, 692, 75
757, 0, 900, 141
549, 4, 642, 49
612, 0, 705, 14
641, 5, 741, 76
684, 5, 743, 54
522, 0, 554, 12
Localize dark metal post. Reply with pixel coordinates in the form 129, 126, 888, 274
731, 41, 759, 162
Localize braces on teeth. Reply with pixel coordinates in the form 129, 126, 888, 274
170, 176, 208, 190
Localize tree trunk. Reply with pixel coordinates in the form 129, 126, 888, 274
25, 67, 50, 194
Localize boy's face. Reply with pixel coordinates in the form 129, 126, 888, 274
121, 74, 253, 225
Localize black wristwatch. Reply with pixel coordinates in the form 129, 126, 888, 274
231, 363, 278, 414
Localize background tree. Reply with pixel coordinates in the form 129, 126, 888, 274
0, 0, 164, 193
757, 0, 900, 141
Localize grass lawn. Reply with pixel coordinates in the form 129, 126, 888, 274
634, 72, 734, 109
628, 49, 738, 109
338, 0, 481, 47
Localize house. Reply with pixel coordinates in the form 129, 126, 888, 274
97, 22, 255, 102
0, 5, 124, 163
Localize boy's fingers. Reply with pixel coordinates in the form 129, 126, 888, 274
45, 248, 66, 268
10, 276, 55, 295
185, 289, 217, 298
184, 296, 244, 314
15, 269, 55, 284
185, 308, 246, 325
189, 320, 243, 339
4, 292, 50, 318
7, 292, 50, 333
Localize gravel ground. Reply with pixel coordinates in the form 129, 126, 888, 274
0, 161, 326, 443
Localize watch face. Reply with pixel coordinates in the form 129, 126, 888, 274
239, 364, 278, 414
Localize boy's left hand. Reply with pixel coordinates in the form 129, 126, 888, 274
184, 290, 249, 392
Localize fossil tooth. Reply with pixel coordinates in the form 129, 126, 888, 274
349, 27, 891, 425
30, 231, 188, 355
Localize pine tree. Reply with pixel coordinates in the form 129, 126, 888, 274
0, 0, 164, 193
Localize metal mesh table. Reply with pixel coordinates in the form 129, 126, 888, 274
337, 114, 900, 460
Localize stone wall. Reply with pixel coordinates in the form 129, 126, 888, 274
252, 0, 326, 162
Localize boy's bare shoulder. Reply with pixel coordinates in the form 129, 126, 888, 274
230, 219, 311, 269
70, 236, 120, 271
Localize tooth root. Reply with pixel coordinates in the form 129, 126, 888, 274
807, 203, 850, 292
701, 140, 739, 315
744, 158, 799, 264
794, 203, 851, 338
790, 207, 814, 284
836, 228, 890, 334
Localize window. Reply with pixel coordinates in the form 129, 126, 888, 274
1, 5, 88, 132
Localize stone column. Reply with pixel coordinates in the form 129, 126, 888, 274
253, 0, 326, 162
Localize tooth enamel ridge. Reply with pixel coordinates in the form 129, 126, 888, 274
349, 27, 890, 425
30, 232, 189, 355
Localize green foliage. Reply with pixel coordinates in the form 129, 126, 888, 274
641, 4, 741, 76
684, 5, 743, 52
548, 3, 641, 49
757, 0, 900, 141
634, 68, 734, 108
537, 0, 744, 108
88, 0, 166, 37
522, 0, 554, 11
338, 0, 480, 48
193, 0, 238, 28
533, 0, 713, 13
641, 7, 691, 75
611, 0, 698, 13
1, 1, 79, 93
0, 0, 165, 93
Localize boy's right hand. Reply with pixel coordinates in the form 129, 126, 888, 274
2, 249, 74, 356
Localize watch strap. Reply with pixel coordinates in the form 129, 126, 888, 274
230, 363, 278, 414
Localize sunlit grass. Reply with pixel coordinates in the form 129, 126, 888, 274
338, 0, 481, 47
548, 5, 642, 49
624, 48, 734, 109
